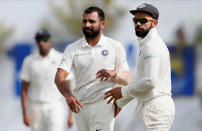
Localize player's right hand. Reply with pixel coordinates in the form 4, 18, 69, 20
66, 95, 83, 113
23, 114, 32, 126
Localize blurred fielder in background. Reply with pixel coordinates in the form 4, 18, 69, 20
55, 6, 130, 131
105, 3, 175, 131
20, 29, 73, 131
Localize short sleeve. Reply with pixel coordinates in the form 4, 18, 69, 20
114, 43, 129, 72
58, 45, 74, 73
20, 56, 31, 82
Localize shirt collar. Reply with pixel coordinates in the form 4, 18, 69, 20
138, 28, 157, 47
81, 34, 104, 48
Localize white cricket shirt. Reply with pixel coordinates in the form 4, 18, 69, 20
58, 35, 129, 103
121, 28, 172, 103
20, 48, 69, 103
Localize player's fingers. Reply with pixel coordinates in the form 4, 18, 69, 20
105, 90, 112, 95
104, 76, 109, 81
107, 97, 114, 104
104, 94, 112, 100
100, 76, 105, 81
68, 104, 74, 112
96, 69, 104, 76
113, 99, 117, 105
96, 73, 103, 79
70, 101, 78, 113
75, 104, 80, 113
76, 99, 83, 108
96, 70, 102, 75
114, 103, 117, 117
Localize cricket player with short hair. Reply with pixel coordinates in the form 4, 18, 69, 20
20, 29, 73, 131
105, 3, 175, 131
55, 6, 131, 131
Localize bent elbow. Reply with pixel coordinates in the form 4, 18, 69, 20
144, 78, 157, 88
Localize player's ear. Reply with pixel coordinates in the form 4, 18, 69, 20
152, 19, 158, 28
100, 20, 105, 29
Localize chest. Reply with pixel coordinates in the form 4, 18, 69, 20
30, 57, 58, 78
73, 47, 116, 70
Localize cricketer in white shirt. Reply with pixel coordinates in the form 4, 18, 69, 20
58, 35, 130, 131
20, 48, 73, 131
104, 5, 175, 130
55, 7, 131, 131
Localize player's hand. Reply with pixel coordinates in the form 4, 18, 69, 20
114, 100, 121, 117
104, 87, 122, 104
96, 69, 117, 81
66, 95, 83, 113
23, 114, 32, 126
67, 115, 74, 128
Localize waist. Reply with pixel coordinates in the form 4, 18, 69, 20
28, 98, 63, 104
134, 95, 173, 117
74, 82, 114, 104
136, 90, 172, 103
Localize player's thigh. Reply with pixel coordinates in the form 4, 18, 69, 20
27, 103, 45, 131
46, 103, 65, 131
90, 121, 114, 131
89, 100, 115, 131
141, 99, 175, 130
73, 111, 89, 131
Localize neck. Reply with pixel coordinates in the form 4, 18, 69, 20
86, 33, 102, 47
39, 49, 50, 57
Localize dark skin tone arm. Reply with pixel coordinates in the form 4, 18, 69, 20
55, 68, 83, 113
21, 81, 31, 126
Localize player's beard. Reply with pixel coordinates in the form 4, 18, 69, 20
135, 24, 152, 38
82, 26, 100, 39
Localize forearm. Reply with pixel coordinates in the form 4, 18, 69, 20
116, 95, 134, 108
121, 79, 154, 97
112, 70, 131, 85
21, 90, 28, 115
55, 79, 72, 97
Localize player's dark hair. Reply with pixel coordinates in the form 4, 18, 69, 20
83, 6, 105, 21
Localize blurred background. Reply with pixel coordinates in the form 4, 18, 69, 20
0, 0, 202, 131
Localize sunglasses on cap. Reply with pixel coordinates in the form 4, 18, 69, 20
37, 38, 50, 43
133, 17, 154, 24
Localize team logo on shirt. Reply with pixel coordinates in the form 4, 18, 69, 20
101, 50, 108, 56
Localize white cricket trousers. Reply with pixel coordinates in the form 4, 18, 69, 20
27, 100, 65, 131
73, 99, 115, 131
140, 95, 175, 131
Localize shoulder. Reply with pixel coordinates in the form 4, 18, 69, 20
63, 38, 83, 53
145, 34, 167, 54
22, 53, 36, 67
68, 38, 83, 49
104, 36, 122, 46
51, 49, 62, 57
103, 36, 124, 50
24, 54, 36, 62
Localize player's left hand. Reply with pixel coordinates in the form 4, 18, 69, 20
104, 87, 122, 104
96, 69, 117, 81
